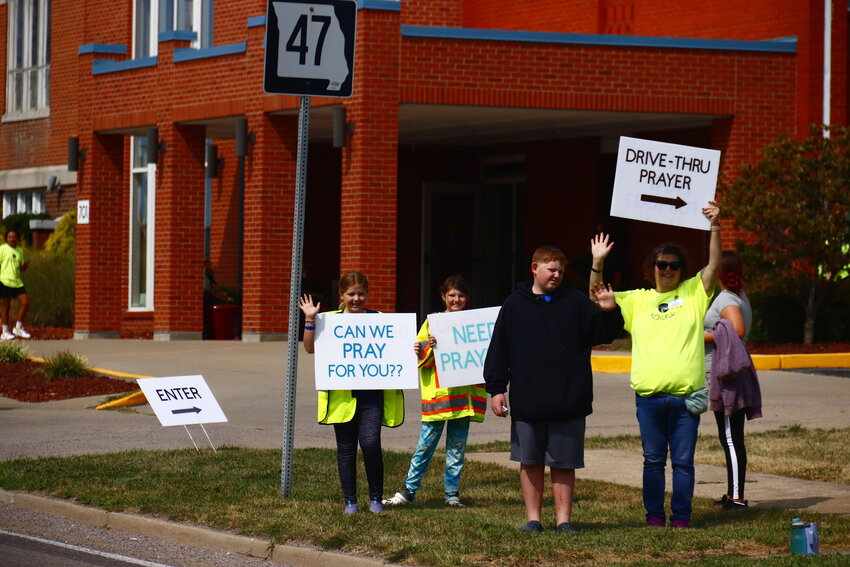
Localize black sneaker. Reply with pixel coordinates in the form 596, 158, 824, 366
553, 522, 580, 534
714, 494, 731, 506
723, 498, 749, 510
517, 520, 544, 532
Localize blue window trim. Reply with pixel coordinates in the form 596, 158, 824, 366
174, 42, 247, 62
159, 30, 198, 43
400, 26, 797, 53
356, 0, 400, 10
78, 43, 127, 55
92, 56, 157, 75
247, 16, 265, 28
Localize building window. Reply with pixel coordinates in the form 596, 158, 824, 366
5, 0, 51, 120
1, 189, 45, 217
134, 0, 213, 56
129, 136, 156, 310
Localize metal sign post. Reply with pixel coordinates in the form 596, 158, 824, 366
264, 0, 356, 498
280, 95, 310, 497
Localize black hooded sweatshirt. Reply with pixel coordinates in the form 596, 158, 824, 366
483, 281, 624, 422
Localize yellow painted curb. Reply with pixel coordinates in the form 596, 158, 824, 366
751, 355, 782, 370
779, 352, 850, 369
591, 355, 631, 374
95, 390, 148, 409
593, 353, 850, 373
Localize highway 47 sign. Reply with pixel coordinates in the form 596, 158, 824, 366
264, 0, 356, 97
137, 375, 228, 427
610, 136, 721, 231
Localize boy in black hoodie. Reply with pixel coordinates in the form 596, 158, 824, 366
484, 245, 622, 533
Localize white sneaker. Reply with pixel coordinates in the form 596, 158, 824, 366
0, 331, 15, 340
445, 495, 466, 507
12, 327, 31, 339
382, 491, 412, 506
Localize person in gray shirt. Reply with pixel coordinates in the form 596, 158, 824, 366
703, 251, 757, 510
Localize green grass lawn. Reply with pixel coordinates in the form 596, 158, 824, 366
1, 446, 849, 566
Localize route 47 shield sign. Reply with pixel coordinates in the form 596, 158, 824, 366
264, 0, 356, 97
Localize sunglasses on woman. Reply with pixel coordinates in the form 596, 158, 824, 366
655, 261, 681, 271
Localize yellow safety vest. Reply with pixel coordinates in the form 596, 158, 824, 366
315, 309, 405, 427
417, 319, 487, 423
317, 389, 405, 427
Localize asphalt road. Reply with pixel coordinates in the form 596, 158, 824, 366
0, 502, 282, 567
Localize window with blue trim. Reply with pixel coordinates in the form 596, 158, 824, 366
134, 0, 213, 57
5, 0, 51, 120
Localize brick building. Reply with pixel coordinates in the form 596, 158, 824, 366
0, 0, 846, 340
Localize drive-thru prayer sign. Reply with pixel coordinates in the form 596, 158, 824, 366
610, 136, 720, 230
313, 313, 419, 390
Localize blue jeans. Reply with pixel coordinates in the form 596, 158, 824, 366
635, 393, 700, 521
405, 417, 471, 496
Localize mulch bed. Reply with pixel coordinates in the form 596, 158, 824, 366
0, 361, 137, 403
747, 342, 850, 355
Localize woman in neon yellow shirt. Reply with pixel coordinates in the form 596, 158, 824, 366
589, 202, 721, 529
0, 230, 31, 340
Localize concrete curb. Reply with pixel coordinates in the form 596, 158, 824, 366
590, 352, 850, 373
0, 489, 398, 567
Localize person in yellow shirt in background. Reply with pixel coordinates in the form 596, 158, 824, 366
0, 229, 31, 340
384, 275, 487, 508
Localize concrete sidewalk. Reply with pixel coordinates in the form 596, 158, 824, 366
2, 339, 850, 565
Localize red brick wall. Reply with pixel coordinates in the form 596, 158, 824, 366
462, 1, 602, 33
206, 139, 242, 290
3, 0, 822, 338
339, 8, 401, 311
402, 0, 463, 27
460, 0, 847, 135
74, 132, 126, 334
153, 123, 207, 335
241, 112, 297, 336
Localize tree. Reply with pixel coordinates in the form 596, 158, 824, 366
721, 125, 850, 344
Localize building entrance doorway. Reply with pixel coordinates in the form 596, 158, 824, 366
420, 175, 523, 316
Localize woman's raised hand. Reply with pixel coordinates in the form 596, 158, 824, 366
590, 232, 614, 261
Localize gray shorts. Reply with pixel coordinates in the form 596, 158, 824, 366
510, 416, 586, 469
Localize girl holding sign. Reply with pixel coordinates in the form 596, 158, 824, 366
299, 272, 405, 515
384, 275, 487, 508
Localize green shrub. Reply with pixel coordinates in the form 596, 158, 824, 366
17, 246, 75, 328
0, 341, 29, 363
748, 291, 805, 343
0, 212, 52, 245
41, 350, 91, 381
748, 280, 850, 344
44, 210, 76, 256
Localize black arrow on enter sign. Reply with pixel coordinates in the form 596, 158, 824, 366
640, 194, 687, 209
172, 407, 202, 415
